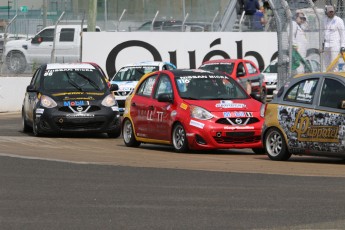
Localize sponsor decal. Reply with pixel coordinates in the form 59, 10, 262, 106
180, 103, 188, 110
190, 119, 205, 129
36, 108, 44, 114
171, 110, 177, 117
111, 106, 119, 111
224, 126, 254, 130
216, 100, 246, 109
223, 111, 253, 117
52, 92, 103, 96
63, 101, 89, 106
66, 114, 95, 118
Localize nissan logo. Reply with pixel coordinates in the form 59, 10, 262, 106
235, 118, 242, 124
77, 106, 83, 112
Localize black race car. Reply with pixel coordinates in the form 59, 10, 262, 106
22, 63, 121, 137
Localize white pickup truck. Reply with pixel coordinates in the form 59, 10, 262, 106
4, 24, 100, 73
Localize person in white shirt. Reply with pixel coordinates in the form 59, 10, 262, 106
323, 5, 345, 71
292, 11, 308, 73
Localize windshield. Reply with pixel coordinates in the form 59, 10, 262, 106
263, 61, 277, 73
175, 73, 248, 100
199, 63, 234, 75
112, 66, 159, 81
43, 68, 106, 91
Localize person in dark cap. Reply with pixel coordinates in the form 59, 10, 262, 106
323, 5, 345, 71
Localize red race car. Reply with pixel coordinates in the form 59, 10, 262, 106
122, 69, 265, 153
199, 59, 267, 103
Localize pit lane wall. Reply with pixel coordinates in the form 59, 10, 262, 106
0, 32, 278, 112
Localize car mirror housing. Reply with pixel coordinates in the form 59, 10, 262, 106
26, 85, 37, 92
341, 100, 345, 109
110, 83, 119, 91
250, 92, 263, 103
157, 93, 173, 103
31, 36, 42, 44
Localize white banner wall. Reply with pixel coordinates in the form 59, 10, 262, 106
82, 32, 278, 78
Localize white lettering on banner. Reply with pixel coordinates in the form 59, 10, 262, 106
82, 32, 278, 78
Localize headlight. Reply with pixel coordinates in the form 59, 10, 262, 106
40, 95, 57, 108
260, 103, 266, 118
102, 94, 117, 107
190, 105, 213, 120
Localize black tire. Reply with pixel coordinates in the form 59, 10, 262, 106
264, 128, 291, 161
172, 123, 189, 153
260, 89, 267, 104
107, 127, 121, 138
32, 118, 42, 137
252, 148, 266, 154
22, 107, 32, 132
122, 119, 140, 147
6, 51, 27, 74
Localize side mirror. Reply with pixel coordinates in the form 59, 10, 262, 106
31, 36, 42, 44
110, 83, 119, 91
158, 93, 173, 103
26, 85, 37, 92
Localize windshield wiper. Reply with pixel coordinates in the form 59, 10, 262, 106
76, 72, 101, 91
65, 72, 83, 91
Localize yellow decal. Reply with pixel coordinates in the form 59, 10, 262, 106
180, 103, 188, 110
291, 109, 339, 142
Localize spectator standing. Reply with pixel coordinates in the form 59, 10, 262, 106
252, 6, 266, 31
244, 0, 260, 15
292, 11, 308, 74
323, 5, 345, 71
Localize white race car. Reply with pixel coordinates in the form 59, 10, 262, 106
110, 61, 176, 114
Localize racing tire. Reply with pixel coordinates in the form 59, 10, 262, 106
32, 118, 42, 137
264, 128, 291, 161
22, 108, 32, 132
172, 122, 189, 153
122, 119, 141, 147
260, 90, 267, 104
252, 148, 266, 155
107, 127, 122, 138
6, 51, 27, 74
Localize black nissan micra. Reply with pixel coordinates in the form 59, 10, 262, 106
22, 63, 121, 137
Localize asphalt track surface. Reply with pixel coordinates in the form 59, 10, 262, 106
1, 112, 345, 229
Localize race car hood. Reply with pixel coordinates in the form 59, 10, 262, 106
183, 99, 262, 113
263, 73, 277, 83
111, 81, 138, 91
49, 91, 107, 104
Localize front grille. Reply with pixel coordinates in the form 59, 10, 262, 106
226, 132, 254, 137
117, 100, 126, 108
58, 105, 101, 113
214, 135, 261, 144
55, 121, 105, 130
216, 117, 260, 125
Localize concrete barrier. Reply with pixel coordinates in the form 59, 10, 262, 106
0, 77, 31, 112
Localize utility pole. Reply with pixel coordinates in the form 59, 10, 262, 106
88, 0, 97, 31
43, 0, 47, 28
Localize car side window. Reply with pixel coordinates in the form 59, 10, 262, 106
136, 75, 158, 97
60, 28, 75, 42
237, 63, 246, 77
154, 75, 172, 99
319, 78, 345, 109
284, 79, 318, 104
31, 68, 42, 89
245, 63, 258, 74
37, 28, 54, 42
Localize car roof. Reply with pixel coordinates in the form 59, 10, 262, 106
293, 71, 345, 79
121, 61, 175, 68
202, 59, 243, 64
46, 63, 96, 70
166, 69, 227, 76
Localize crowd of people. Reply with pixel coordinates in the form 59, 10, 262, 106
236, 0, 345, 73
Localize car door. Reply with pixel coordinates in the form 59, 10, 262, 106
129, 74, 158, 138
25, 68, 43, 122
279, 78, 319, 154
28, 28, 54, 64
55, 28, 79, 62
312, 77, 345, 155
148, 74, 174, 141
